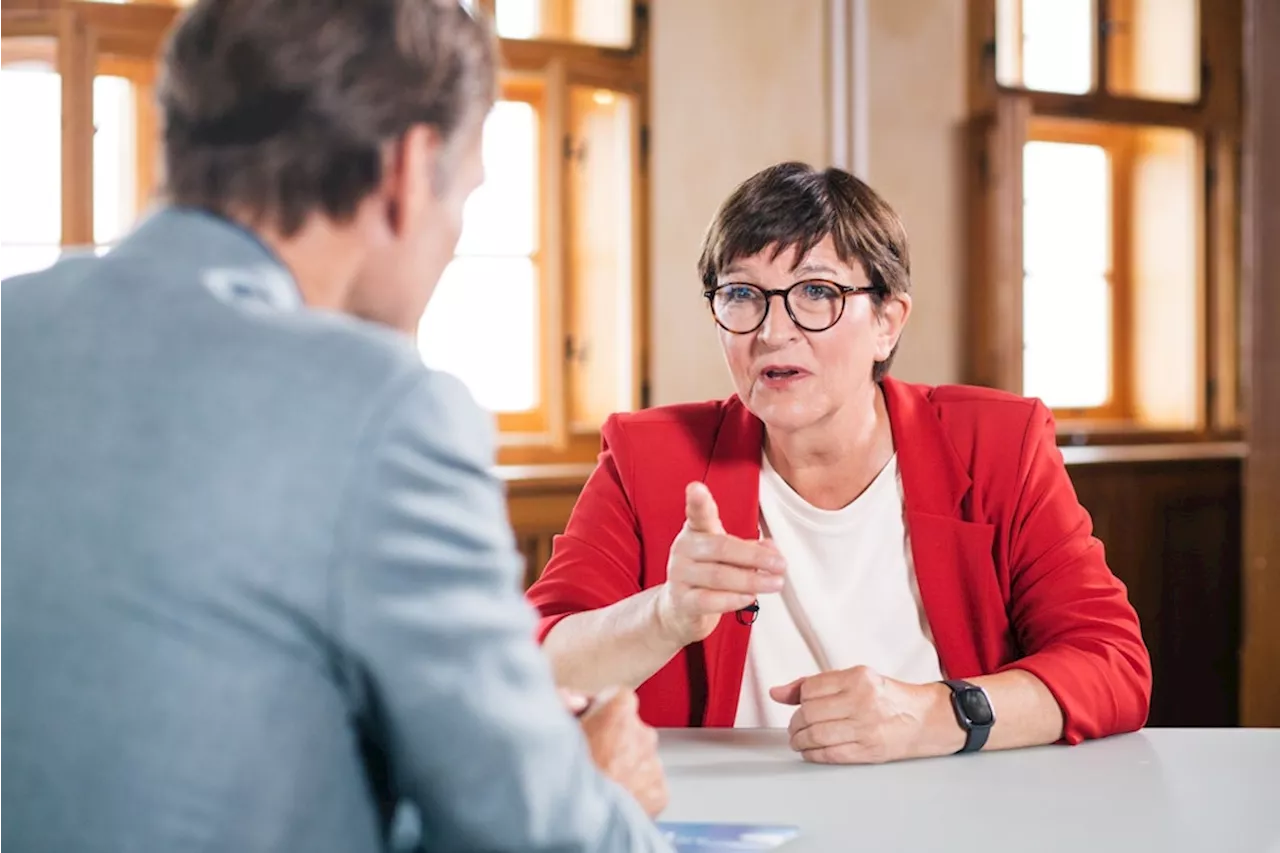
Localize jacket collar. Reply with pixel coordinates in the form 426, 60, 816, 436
881, 376, 972, 517
702, 395, 765, 540
111, 206, 302, 313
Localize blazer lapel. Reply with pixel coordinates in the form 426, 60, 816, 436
114, 207, 303, 311
882, 378, 970, 517
882, 378, 1003, 679
697, 396, 762, 726
702, 396, 763, 540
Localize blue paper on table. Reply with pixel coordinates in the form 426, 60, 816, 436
658, 822, 800, 851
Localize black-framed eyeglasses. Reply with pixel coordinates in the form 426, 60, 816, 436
702, 280, 884, 335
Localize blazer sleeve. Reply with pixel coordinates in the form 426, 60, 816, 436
998, 401, 1153, 743
526, 414, 647, 642
330, 370, 666, 853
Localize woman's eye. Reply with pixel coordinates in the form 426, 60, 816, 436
801, 282, 839, 300
724, 286, 759, 302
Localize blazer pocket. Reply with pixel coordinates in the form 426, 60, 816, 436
906, 512, 1013, 678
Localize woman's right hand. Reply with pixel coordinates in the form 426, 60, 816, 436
655, 482, 788, 647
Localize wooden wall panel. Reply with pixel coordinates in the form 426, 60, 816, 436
1070, 459, 1243, 727
503, 464, 593, 589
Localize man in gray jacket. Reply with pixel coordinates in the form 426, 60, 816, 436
1, 1, 670, 851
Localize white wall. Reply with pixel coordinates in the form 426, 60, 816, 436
648, 0, 828, 405
648, 0, 967, 404
863, 0, 966, 386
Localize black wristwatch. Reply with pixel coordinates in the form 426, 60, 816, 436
943, 679, 995, 754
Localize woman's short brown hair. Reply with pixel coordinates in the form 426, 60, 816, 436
697, 162, 911, 380
159, 0, 497, 236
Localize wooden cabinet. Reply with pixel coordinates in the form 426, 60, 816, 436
503, 464, 595, 590
1065, 450, 1243, 727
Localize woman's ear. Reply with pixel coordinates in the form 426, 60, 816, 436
874, 292, 912, 360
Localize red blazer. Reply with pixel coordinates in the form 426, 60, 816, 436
527, 378, 1152, 743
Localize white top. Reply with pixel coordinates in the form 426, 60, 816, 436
734, 453, 944, 728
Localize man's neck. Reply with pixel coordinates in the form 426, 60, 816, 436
238, 211, 366, 314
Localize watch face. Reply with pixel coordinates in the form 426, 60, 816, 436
958, 688, 995, 726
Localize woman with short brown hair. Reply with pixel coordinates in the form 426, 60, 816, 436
527, 161, 1151, 764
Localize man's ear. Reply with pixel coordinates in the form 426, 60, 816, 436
875, 293, 911, 360
380, 124, 443, 239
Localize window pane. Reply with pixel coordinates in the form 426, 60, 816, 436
995, 0, 1022, 86
1023, 141, 1109, 276
495, 0, 632, 49
0, 68, 61, 245
432, 96, 541, 414
93, 76, 137, 245
1023, 138, 1111, 409
1131, 126, 1200, 427
567, 87, 635, 427
1021, 0, 1093, 94
454, 100, 537, 258
1106, 0, 1199, 102
418, 257, 538, 413
494, 0, 539, 38
0, 68, 137, 249
1023, 274, 1110, 408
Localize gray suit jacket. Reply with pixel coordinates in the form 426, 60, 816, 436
2, 208, 668, 853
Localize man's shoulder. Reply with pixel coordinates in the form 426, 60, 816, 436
5, 247, 488, 463
270, 316, 491, 455
156, 244, 485, 442
275, 309, 429, 392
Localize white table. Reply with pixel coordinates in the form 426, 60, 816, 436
659, 728, 1280, 853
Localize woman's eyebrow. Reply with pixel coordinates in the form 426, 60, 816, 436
791, 262, 841, 278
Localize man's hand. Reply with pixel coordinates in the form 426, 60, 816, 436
770, 667, 964, 764
656, 482, 787, 646
557, 688, 590, 716
578, 687, 669, 817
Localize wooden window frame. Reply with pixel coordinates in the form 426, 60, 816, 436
486, 4, 651, 465
2, 2, 170, 248
480, 75, 553, 439
2, 0, 651, 467
967, 0, 1243, 442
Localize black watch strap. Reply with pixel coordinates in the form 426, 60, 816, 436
943, 679, 994, 754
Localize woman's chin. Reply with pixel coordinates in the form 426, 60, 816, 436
747, 397, 827, 434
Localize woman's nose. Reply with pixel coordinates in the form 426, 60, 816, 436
758, 294, 801, 342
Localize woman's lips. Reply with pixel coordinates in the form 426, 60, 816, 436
758, 366, 810, 387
